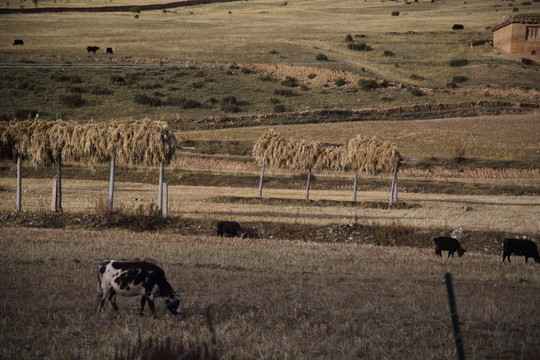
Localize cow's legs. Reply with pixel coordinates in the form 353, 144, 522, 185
140, 296, 147, 316
108, 290, 119, 312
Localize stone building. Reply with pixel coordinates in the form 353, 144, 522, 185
492, 14, 540, 59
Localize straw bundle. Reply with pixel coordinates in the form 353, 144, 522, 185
0, 119, 178, 167
253, 130, 323, 171
345, 135, 401, 175
314, 145, 346, 171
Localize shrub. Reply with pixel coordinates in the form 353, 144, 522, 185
358, 79, 378, 91
59, 93, 84, 107
281, 76, 298, 87
274, 89, 294, 97
449, 59, 468, 67
130, 6, 141, 13
452, 75, 469, 83
134, 93, 162, 106
226, 70, 233, 75
391, 11, 400, 16
345, 34, 353, 42
521, 58, 534, 65
347, 42, 372, 51
315, 53, 328, 61
308, 73, 317, 79
274, 104, 286, 112
409, 88, 425, 96
220, 96, 240, 113
166, 96, 200, 108
383, 50, 394, 56
409, 73, 425, 80
241, 67, 252, 74
334, 78, 347, 87
259, 74, 274, 81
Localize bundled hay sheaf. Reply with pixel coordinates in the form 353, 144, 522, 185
345, 135, 401, 175
253, 130, 400, 175
0, 118, 178, 167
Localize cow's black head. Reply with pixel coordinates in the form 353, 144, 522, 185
166, 291, 182, 315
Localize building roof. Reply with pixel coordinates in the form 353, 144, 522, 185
492, 13, 540, 32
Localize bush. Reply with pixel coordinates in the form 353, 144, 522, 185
452, 75, 469, 83
409, 88, 425, 97
521, 58, 534, 65
220, 96, 240, 113
134, 94, 162, 106
334, 78, 347, 87
345, 34, 353, 42
307, 73, 317, 79
59, 93, 84, 107
315, 53, 328, 61
347, 42, 372, 51
166, 96, 200, 108
274, 104, 286, 113
130, 6, 141, 13
281, 76, 298, 87
383, 50, 394, 56
449, 59, 468, 67
358, 79, 378, 91
391, 11, 400, 16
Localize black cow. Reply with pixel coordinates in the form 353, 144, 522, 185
452, 24, 464, 30
111, 75, 125, 84
502, 239, 540, 263
86, 46, 100, 54
13, 39, 24, 46
433, 237, 466, 258
216, 221, 242, 237
96, 260, 182, 316
106, 47, 113, 54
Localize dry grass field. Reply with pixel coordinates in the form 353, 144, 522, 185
1, 0, 540, 358
1, 227, 539, 359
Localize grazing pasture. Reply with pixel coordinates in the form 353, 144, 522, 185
1, 227, 539, 359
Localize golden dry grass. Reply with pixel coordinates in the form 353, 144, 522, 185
183, 112, 540, 163
1, 227, 539, 359
1, 177, 539, 234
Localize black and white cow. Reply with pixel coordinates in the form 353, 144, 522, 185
502, 239, 540, 263
96, 260, 181, 316
433, 236, 466, 258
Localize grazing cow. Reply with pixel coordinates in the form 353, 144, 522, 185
502, 239, 540, 263
433, 237, 466, 258
86, 46, 100, 54
111, 75, 126, 84
452, 24, 464, 30
13, 39, 24, 46
106, 47, 113, 54
216, 221, 241, 237
96, 260, 182, 316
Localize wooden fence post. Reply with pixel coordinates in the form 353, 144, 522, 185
305, 170, 312, 200
55, 157, 62, 213
16, 155, 21, 212
445, 273, 466, 360
258, 163, 265, 198
158, 162, 164, 214
108, 157, 115, 213
163, 183, 168, 216
51, 178, 56, 212
389, 164, 398, 207
352, 169, 358, 202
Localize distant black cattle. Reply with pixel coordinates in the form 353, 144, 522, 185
111, 75, 125, 84
502, 239, 540, 263
106, 47, 113, 54
87, 46, 100, 54
433, 237, 466, 258
452, 24, 464, 30
216, 221, 241, 237
13, 39, 24, 46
